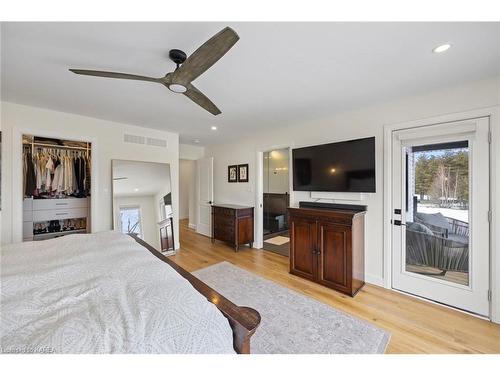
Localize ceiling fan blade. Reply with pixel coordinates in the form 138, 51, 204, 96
172, 27, 239, 84
69, 69, 160, 83
183, 84, 221, 115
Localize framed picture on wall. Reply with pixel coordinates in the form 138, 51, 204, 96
228, 165, 238, 183
237, 164, 249, 182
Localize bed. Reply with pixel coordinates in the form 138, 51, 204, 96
0, 231, 260, 354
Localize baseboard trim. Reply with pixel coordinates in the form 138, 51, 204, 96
188, 223, 196, 230
365, 273, 385, 287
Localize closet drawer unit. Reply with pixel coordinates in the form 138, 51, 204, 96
33, 198, 89, 211
23, 210, 33, 222
33, 207, 88, 222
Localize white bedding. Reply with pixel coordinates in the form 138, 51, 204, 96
0, 231, 235, 353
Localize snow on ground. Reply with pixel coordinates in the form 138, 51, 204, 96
418, 205, 469, 223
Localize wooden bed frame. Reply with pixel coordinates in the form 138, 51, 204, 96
130, 235, 261, 354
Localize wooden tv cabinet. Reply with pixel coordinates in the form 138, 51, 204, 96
288, 204, 366, 296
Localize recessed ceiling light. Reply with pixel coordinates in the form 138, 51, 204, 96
193, 139, 200, 144
211, 126, 218, 131
134, 188, 139, 192
432, 44, 451, 53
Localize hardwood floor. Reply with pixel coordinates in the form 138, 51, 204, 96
172, 219, 500, 354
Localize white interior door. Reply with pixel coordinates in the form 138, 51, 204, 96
196, 157, 214, 237
391, 117, 490, 316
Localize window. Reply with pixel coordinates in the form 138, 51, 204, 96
119, 206, 142, 238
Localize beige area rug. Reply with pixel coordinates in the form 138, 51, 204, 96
193, 262, 391, 354
264, 236, 290, 246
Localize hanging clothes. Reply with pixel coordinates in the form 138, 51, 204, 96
52, 163, 64, 193
23, 144, 91, 199
74, 156, 85, 197
84, 154, 91, 195
24, 150, 36, 197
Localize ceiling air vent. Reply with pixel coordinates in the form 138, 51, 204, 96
123, 134, 168, 148
124, 134, 146, 145
146, 137, 167, 148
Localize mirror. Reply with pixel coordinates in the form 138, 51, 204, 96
112, 160, 174, 253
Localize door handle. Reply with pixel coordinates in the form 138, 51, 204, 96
208, 201, 212, 204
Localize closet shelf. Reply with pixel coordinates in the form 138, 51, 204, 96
33, 229, 87, 240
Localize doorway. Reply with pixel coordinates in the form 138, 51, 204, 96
179, 159, 196, 230
262, 148, 290, 257
391, 117, 490, 316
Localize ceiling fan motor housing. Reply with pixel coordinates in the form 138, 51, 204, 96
169, 49, 187, 66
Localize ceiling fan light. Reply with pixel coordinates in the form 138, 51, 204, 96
168, 83, 187, 93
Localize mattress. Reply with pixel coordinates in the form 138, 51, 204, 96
0, 231, 235, 353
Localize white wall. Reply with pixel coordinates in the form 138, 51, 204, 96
205, 77, 500, 291
0, 117, 2, 245
1, 102, 180, 248
113, 195, 158, 249
179, 143, 205, 160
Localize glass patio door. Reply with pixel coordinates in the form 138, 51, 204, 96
391, 117, 490, 316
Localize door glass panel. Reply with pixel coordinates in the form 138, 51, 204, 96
405, 141, 470, 286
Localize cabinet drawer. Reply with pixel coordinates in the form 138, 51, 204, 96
33, 207, 88, 222
33, 198, 89, 211
214, 215, 234, 227
214, 226, 234, 242
212, 207, 235, 217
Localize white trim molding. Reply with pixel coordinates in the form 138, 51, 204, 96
383, 105, 500, 323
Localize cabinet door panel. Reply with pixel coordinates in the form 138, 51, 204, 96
318, 222, 351, 290
290, 217, 316, 280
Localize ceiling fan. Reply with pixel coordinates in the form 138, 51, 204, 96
69, 27, 239, 115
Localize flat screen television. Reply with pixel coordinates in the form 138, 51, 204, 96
292, 136, 375, 192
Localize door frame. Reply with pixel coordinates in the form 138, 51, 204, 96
383, 106, 500, 322
254, 143, 294, 249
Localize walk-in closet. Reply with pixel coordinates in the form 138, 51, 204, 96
22, 135, 92, 241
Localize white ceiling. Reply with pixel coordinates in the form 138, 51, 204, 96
112, 160, 171, 197
2, 22, 499, 145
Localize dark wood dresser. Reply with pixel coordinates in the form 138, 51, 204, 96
288, 204, 366, 296
212, 204, 254, 251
